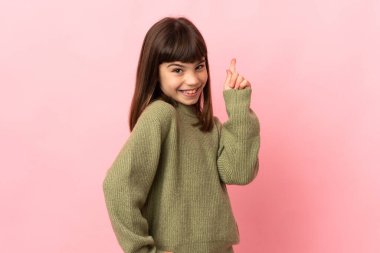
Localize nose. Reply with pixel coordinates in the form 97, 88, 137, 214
184, 72, 200, 86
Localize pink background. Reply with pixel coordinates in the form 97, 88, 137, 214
1, 0, 379, 252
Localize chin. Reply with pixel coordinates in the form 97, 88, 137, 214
178, 98, 199, 105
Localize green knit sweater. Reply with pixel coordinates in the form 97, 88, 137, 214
103, 88, 260, 253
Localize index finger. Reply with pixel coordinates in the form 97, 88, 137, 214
229, 58, 237, 73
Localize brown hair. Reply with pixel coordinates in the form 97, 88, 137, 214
129, 17, 214, 132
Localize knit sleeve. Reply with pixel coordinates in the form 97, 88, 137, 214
215, 88, 261, 185
102, 101, 174, 253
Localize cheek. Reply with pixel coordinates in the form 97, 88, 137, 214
160, 75, 180, 92
201, 71, 208, 84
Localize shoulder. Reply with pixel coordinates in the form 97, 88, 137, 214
146, 99, 176, 112
143, 100, 176, 121
135, 100, 176, 133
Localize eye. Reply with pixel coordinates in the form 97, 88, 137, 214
172, 68, 183, 74
196, 64, 205, 71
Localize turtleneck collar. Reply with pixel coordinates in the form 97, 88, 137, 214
175, 102, 198, 118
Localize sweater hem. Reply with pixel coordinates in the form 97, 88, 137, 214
157, 239, 239, 248
156, 239, 239, 253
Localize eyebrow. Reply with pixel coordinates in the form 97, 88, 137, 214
167, 59, 206, 68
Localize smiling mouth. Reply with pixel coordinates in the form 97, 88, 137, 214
178, 87, 201, 96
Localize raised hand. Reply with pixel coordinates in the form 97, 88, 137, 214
224, 58, 251, 90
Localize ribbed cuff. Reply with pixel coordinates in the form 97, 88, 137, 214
222, 88, 260, 139
223, 88, 252, 119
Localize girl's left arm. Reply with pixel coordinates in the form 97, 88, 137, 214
215, 88, 260, 185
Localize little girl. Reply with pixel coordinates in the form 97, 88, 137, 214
103, 17, 260, 253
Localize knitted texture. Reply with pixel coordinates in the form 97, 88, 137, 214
103, 88, 260, 253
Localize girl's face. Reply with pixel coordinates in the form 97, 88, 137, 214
158, 57, 208, 105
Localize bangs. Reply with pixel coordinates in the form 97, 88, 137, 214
158, 24, 207, 63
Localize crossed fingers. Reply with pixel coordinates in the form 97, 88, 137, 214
224, 58, 251, 90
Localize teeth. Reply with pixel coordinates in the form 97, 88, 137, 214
186, 89, 196, 94
180, 88, 198, 95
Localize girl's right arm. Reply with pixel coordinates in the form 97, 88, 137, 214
102, 101, 174, 253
